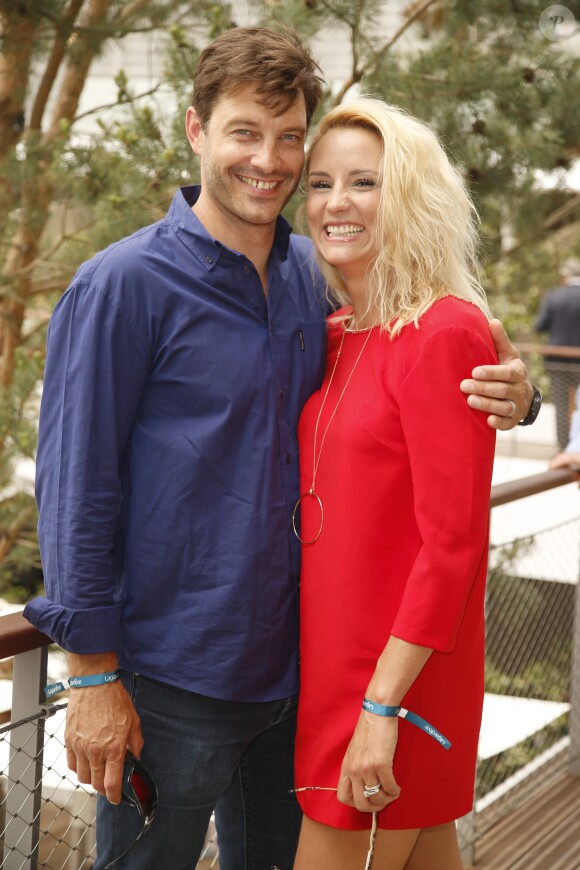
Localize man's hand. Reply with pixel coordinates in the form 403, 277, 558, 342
65, 653, 143, 804
460, 319, 534, 430
549, 451, 580, 476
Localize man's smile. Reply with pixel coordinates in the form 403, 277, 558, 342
236, 174, 282, 191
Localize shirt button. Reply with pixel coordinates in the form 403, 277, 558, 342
243, 265, 250, 274
205, 255, 213, 264
286, 454, 293, 464
280, 388, 284, 398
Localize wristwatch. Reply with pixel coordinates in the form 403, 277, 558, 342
517, 385, 542, 426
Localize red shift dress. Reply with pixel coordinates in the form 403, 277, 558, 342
294, 296, 497, 830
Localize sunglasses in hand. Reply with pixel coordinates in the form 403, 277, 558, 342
104, 750, 158, 868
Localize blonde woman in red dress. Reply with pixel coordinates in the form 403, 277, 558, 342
293, 99, 496, 869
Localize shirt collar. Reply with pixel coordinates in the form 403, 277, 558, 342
167, 185, 293, 271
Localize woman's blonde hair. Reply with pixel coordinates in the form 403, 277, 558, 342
303, 98, 490, 333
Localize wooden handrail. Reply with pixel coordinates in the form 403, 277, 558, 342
516, 342, 580, 359
490, 467, 579, 507
0, 611, 51, 660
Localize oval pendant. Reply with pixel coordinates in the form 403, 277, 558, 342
292, 490, 324, 544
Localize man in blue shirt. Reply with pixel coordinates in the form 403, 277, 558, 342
25, 25, 537, 870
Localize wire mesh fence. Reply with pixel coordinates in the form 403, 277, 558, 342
0, 703, 95, 869
0, 703, 219, 869
543, 360, 580, 449
472, 515, 580, 845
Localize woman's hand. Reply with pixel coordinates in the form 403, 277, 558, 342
337, 710, 401, 813
338, 638, 432, 812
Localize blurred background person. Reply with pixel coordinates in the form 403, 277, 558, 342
535, 258, 580, 448
549, 384, 580, 473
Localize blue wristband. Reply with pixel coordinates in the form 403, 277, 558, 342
362, 698, 451, 750
45, 671, 120, 699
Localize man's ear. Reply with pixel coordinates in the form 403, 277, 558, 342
185, 107, 204, 155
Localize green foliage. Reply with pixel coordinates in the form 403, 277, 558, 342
0, 519, 42, 602
485, 540, 573, 702
476, 712, 568, 799
250, 0, 325, 37
485, 659, 570, 703
356, 1, 580, 330
200, 2, 236, 38
479, 529, 573, 796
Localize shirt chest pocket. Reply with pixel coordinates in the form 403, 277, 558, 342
293, 320, 327, 410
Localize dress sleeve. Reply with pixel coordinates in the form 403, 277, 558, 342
23, 278, 151, 653
390, 323, 497, 652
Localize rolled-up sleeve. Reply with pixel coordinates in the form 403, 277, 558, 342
24, 277, 151, 652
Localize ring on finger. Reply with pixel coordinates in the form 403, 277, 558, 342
506, 399, 517, 418
363, 783, 381, 798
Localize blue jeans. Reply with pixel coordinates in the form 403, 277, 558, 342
94, 672, 302, 870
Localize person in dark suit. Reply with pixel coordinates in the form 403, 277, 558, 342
536, 258, 580, 447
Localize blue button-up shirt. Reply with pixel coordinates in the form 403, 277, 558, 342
24, 186, 328, 702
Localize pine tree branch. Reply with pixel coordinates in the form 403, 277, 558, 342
0, 7, 37, 159
73, 82, 163, 124
542, 191, 580, 231
0, 204, 92, 386
80, 0, 189, 33
43, 0, 115, 146
0, 502, 36, 564
1, 279, 74, 303
2, 218, 96, 281
0, 2, 111, 390
118, 0, 159, 22
1, 274, 73, 303
1, 271, 74, 304
39, 1, 183, 144
331, 0, 440, 106
29, 0, 86, 132
1, 271, 79, 303
499, 193, 580, 258
314, 0, 354, 29
26, 279, 77, 298
0, 492, 28, 512
22, 316, 52, 343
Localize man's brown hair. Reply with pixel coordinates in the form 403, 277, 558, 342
192, 26, 324, 128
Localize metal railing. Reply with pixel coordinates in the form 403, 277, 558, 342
458, 467, 580, 864
1, 467, 580, 868
0, 703, 96, 869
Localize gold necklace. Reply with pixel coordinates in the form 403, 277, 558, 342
344, 315, 379, 333
292, 327, 373, 544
